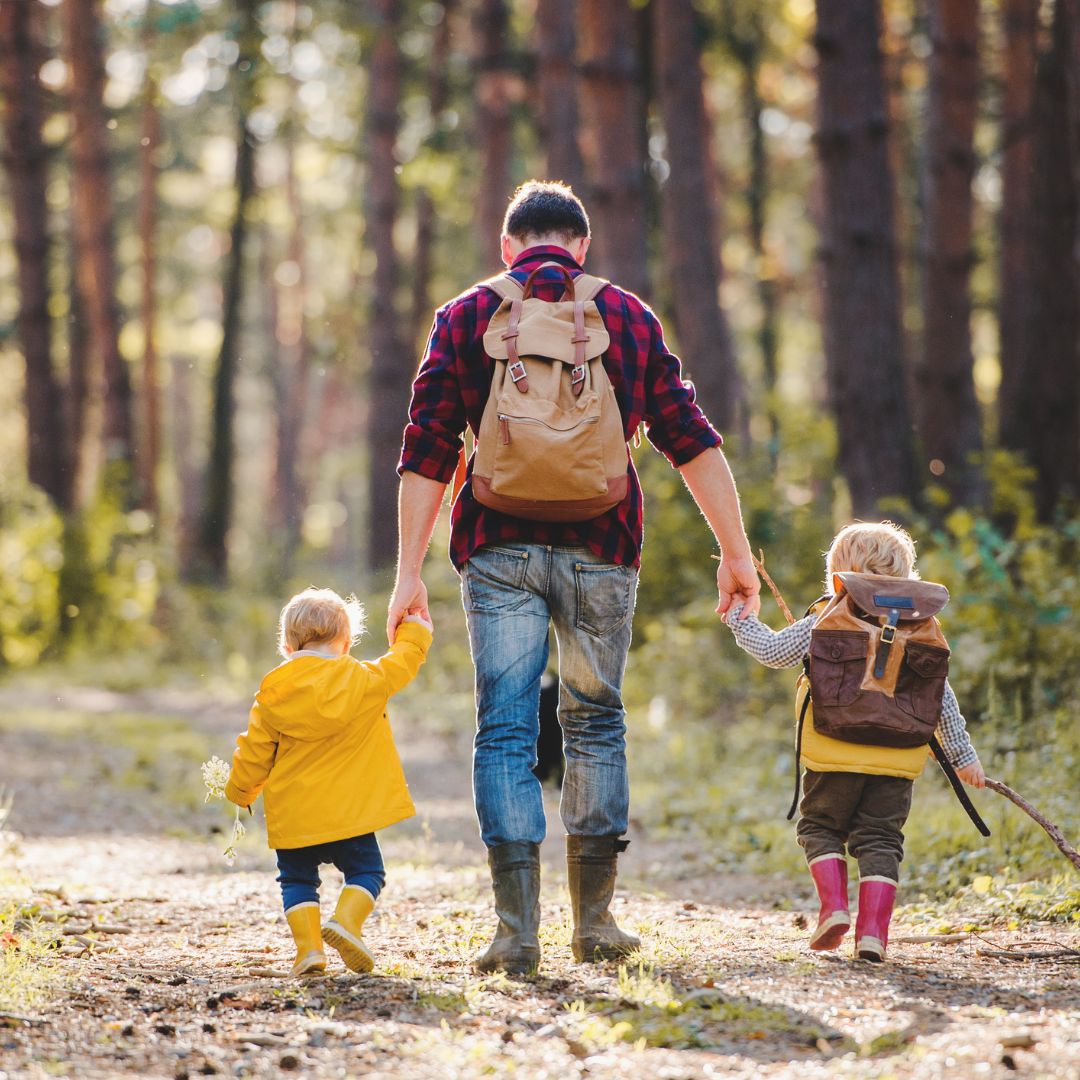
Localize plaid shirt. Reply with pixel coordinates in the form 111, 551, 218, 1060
727, 606, 979, 768
398, 246, 723, 569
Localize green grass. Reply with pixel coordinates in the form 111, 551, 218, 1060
0, 905, 63, 1015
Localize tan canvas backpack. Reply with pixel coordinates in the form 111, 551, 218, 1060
473, 263, 629, 522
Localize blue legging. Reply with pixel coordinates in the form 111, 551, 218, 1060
275, 833, 385, 913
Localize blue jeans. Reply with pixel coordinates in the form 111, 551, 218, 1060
462, 543, 638, 847
275, 834, 385, 912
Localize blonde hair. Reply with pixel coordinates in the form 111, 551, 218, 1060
825, 521, 919, 588
277, 587, 365, 658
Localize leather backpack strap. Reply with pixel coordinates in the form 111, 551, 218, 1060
788, 675, 811, 821
930, 737, 991, 837
480, 273, 524, 301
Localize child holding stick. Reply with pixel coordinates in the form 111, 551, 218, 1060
225, 588, 432, 977
726, 522, 984, 961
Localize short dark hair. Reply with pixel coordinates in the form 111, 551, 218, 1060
502, 180, 590, 242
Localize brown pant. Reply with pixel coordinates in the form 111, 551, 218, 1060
796, 770, 913, 881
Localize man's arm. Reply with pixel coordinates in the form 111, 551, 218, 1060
677, 447, 760, 618
386, 472, 447, 643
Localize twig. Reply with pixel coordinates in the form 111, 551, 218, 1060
711, 549, 796, 625
984, 779, 1080, 873
0, 1012, 47, 1027
973, 933, 1080, 961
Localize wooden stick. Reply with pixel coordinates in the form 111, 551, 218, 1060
892, 933, 969, 944
712, 549, 796, 625
984, 778, 1080, 873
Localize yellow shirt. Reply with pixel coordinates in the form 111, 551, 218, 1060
225, 622, 432, 849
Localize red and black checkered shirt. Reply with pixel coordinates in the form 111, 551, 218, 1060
397, 246, 723, 570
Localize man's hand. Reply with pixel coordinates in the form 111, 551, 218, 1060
403, 611, 434, 633
387, 574, 429, 644
956, 759, 986, 789
716, 555, 760, 620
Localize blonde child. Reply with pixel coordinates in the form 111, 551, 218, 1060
225, 588, 432, 977
726, 522, 984, 961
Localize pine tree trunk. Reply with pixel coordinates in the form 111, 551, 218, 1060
473, 0, 514, 267
366, 0, 409, 571
536, 0, 585, 191
136, 36, 161, 515
653, 0, 738, 432
813, 0, 918, 514
998, 0, 1039, 449
0, 0, 68, 507
62, 0, 133, 480
917, 0, 983, 503
193, 0, 259, 582
579, 0, 649, 297
412, 0, 455, 332
1017, 0, 1080, 517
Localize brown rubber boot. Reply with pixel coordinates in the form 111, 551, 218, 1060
567, 835, 640, 962
474, 841, 541, 975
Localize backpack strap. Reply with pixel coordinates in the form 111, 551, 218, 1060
481, 273, 524, 301
930, 737, 992, 837
788, 672, 811, 821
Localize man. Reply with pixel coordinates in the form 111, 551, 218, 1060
389, 180, 760, 973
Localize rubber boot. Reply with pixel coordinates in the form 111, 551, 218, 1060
322, 885, 375, 973
567, 835, 640, 963
855, 876, 897, 962
284, 903, 326, 977
808, 854, 851, 951
474, 841, 541, 975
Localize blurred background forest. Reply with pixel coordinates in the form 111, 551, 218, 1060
2, 0, 1080, 894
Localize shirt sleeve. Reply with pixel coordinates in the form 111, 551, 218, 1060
361, 621, 433, 701
640, 307, 724, 466
727, 608, 814, 669
398, 306, 468, 483
225, 701, 279, 807
936, 680, 978, 768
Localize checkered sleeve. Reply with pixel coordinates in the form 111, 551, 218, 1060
727, 607, 814, 669
937, 681, 978, 768
398, 305, 468, 483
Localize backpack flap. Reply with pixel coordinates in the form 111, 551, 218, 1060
483, 298, 610, 365
833, 573, 949, 620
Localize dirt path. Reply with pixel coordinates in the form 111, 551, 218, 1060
1, 686, 1078, 1079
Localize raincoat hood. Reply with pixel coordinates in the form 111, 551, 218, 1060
257, 655, 367, 741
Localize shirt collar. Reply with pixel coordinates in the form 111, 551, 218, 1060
509, 245, 582, 271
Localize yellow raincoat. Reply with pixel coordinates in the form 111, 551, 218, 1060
225, 621, 432, 849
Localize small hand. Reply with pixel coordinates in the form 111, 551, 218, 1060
387, 574, 430, 644
956, 760, 986, 789
402, 610, 434, 632
716, 555, 761, 620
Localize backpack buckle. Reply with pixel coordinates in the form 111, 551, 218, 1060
880, 624, 896, 644
509, 359, 527, 383
570, 364, 586, 397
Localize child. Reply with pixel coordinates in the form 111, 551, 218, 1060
726, 522, 985, 961
225, 587, 432, 977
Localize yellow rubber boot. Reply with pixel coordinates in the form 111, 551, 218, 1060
322, 885, 375, 973
284, 903, 327, 977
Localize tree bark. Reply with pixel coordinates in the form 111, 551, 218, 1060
997, 0, 1039, 449
412, 0, 455, 333
653, 0, 739, 431
813, 0, 918, 514
62, 0, 133, 481
916, 0, 983, 503
0, 0, 68, 506
1014, 0, 1080, 518
578, 0, 650, 298
366, 0, 410, 571
472, 0, 514, 268
536, 0, 585, 192
136, 14, 161, 515
193, 0, 259, 582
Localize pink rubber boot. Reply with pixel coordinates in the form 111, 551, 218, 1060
808, 854, 850, 951
855, 876, 897, 962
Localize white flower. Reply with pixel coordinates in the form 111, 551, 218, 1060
201, 755, 231, 802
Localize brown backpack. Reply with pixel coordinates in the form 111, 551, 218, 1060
473, 263, 629, 522
808, 572, 951, 749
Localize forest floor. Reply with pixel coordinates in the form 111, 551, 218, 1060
1, 681, 1078, 1080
